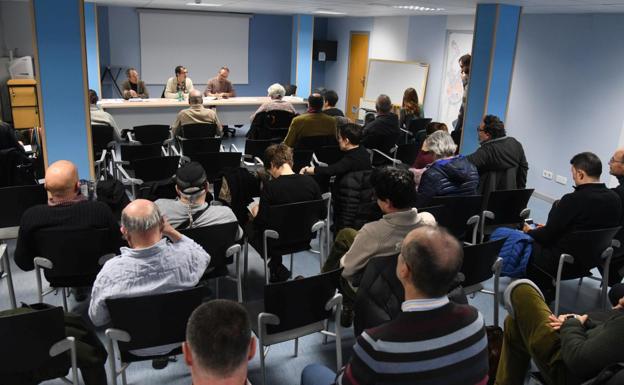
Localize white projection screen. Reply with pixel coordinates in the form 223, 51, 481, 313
139, 10, 250, 85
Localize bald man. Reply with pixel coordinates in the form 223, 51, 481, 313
89, 199, 209, 358
14, 160, 120, 272
171, 89, 222, 137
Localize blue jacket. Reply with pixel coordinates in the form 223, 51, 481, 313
416, 155, 479, 207
491, 227, 533, 278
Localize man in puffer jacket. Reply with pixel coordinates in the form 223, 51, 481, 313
415, 131, 479, 207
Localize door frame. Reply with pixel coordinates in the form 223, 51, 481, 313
345, 31, 370, 120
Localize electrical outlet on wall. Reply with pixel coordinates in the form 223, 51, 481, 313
556, 175, 567, 185
543, 170, 553, 180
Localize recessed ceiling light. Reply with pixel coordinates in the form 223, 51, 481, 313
186, 2, 223, 7
392, 5, 445, 11
314, 10, 347, 15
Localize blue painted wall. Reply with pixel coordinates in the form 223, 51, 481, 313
84, 3, 100, 95
293, 15, 314, 97
33, 0, 91, 178
97, 7, 292, 98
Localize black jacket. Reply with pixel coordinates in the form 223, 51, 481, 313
529, 183, 622, 272
323, 108, 344, 117
315, 146, 371, 179
333, 170, 380, 232
416, 155, 479, 207
361, 113, 400, 155
466, 136, 528, 197
613, 176, 624, 255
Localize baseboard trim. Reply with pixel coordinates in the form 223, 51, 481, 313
532, 190, 556, 204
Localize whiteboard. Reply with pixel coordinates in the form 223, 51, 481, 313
363, 59, 429, 107
139, 10, 250, 85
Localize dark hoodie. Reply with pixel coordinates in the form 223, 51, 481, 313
415, 155, 479, 207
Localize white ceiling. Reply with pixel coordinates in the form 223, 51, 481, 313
85, 0, 624, 16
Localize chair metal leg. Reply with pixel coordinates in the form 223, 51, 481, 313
323, 319, 328, 344
35, 266, 44, 304
335, 300, 343, 369
294, 337, 298, 357
260, 344, 267, 385
107, 338, 118, 385
244, 238, 249, 287
578, 277, 584, 287
121, 368, 128, 385
289, 253, 294, 277
215, 278, 220, 299
62, 287, 68, 312
1, 244, 16, 309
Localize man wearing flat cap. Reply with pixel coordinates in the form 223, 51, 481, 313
155, 162, 242, 238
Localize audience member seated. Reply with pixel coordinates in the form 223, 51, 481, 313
411, 121, 448, 169
0, 121, 32, 187
399, 87, 423, 129
302, 226, 488, 385
121, 67, 149, 99
171, 89, 222, 137
415, 131, 478, 207
155, 162, 242, 239
89, 89, 122, 141
323, 167, 435, 325
0, 120, 25, 151
608, 147, 624, 285
496, 279, 624, 384
89, 199, 210, 359
250, 83, 297, 121
283, 93, 337, 148
183, 299, 256, 385
322, 89, 344, 117
204, 66, 236, 99
361, 94, 400, 157
164, 65, 194, 99
522, 152, 621, 300
299, 122, 371, 187
247, 144, 321, 282
466, 115, 528, 197
14, 160, 121, 281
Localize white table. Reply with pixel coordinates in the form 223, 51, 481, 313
98, 96, 307, 129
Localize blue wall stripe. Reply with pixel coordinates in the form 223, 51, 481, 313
290, 15, 298, 86
487, 5, 521, 118
294, 15, 314, 97
33, 0, 92, 178
85, 3, 101, 96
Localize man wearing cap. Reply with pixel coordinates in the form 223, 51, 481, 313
155, 162, 242, 238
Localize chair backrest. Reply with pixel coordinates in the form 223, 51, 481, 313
417, 205, 447, 224
180, 137, 222, 156
180, 123, 218, 139
265, 199, 325, 254
264, 268, 341, 334
559, 227, 621, 273
106, 286, 206, 352
430, 195, 483, 239
265, 110, 295, 129
485, 188, 534, 225
180, 222, 239, 271
295, 135, 338, 152
132, 124, 171, 144
395, 143, 419, 165
407, 118, 432, 135
284, 84, 297, 96
315, 145, 344, 165
91, 124, 115, 153
245, 138, 281, 160
131, 156, 180, 183
191, 152, 242, 182
0, 184, 47, 229
34, 228, 114, 287
461, 238, 506, 287
293, 149, 314, 173
119, 143, 163, 163
0, 305, 68, 374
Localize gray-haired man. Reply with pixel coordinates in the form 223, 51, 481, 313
88, 199, 210, 358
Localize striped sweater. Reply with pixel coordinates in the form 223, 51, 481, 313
338, 300, 489, 385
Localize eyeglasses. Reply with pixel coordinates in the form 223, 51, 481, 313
610, 157, 624, 164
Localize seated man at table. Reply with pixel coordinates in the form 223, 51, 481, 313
171, 89, 222, 137
283, 93, 337, 148
165, 65, 194, 99
89, 89, 122, 141
204, 66, 236, 99
121, 67, 149, 99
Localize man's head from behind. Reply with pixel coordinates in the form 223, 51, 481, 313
44, 160, 80, 202
189, 89, 203, 106
307, 93, 324, 112
175, 161, 208, 204
120, 199, 163, 249
371, 167, 416, 213
183, 300, 255, 385
264, 143, 293, 178
88, 89, 98, 105
375, 94, 392, 114
478, 115, 506, 142
397, 226, 463, 298
570, 151, 602, 186
324, 90, 339, 108
609, 148, 624, 178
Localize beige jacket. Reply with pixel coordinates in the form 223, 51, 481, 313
164, 77, 194, 99
171, 104, 222, 137
340, 208, 436, 282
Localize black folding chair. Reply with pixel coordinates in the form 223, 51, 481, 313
32, 228, 117, 311
293, 149, 314, 173
0, 184, 46, 308
190, 152, 242, 183
112, 143, 165, 180
117, 155, 180, 200
295, 135, 338, 152
394, 143, 419, 166
313, 145, 343, 167
460, 239, 505, 326
178, 137, 222, 157
257, 199, 326, 284
244, 269, 342, 385
237, 138, 281, 166
180, 222, 242, 301
105, 286, 207, 385
91, 124, 116, 178
0, 306, 79, 385
180, 123, 219, 139
480, 188, 534, 242
430, 195, 483, 244
130, 124, 171, 145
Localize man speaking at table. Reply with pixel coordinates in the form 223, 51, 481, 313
204, 66, 236, 99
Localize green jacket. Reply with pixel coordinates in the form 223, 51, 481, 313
283, 112, 337, 148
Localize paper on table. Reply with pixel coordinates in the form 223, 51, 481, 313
128, 98, 145, 102
23, 145, 32, 152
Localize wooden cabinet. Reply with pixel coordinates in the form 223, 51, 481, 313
8, 79, 40, 129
